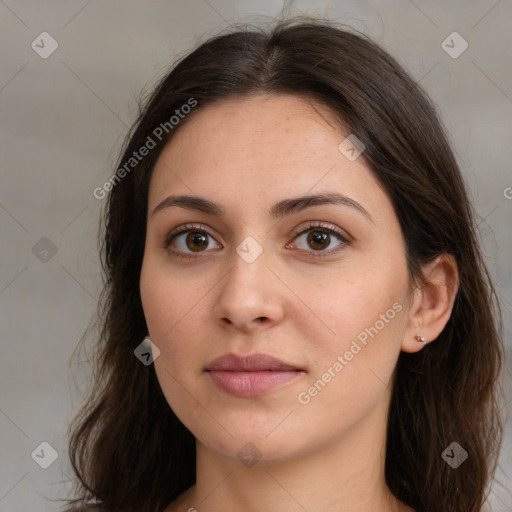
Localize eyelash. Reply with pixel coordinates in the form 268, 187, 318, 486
163, 221, 350, 260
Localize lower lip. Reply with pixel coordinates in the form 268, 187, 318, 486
207, 370, 302, 397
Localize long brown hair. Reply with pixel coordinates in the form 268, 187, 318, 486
65, 17, 504, 512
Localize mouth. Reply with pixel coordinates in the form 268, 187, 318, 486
205, 353, 305, 397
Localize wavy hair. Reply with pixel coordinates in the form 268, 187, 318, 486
65, 17, 504, 512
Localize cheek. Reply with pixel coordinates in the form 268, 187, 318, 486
140, 256, 201, 337
140, 257, 211, 377
303, 273, 405, 342
293, 282, 407, 428
296, 273, 408, 403
141, 267, 205, 427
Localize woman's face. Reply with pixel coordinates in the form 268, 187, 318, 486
140, 94, 413, 464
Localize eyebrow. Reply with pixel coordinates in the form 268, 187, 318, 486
152, 192, 372, 221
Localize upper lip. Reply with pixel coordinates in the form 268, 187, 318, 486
206, 353, 301, 372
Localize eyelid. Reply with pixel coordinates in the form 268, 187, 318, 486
164, 222, 218, 245
290, 221, 349, 240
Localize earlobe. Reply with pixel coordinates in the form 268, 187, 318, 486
401, 254, 459, 353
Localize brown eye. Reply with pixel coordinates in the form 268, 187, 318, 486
185, 232, 209, 252
292, 223, 349, 256
306, 230, 331, 251
165, 225, 222, 257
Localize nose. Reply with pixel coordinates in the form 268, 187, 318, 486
213, 247, 285, 333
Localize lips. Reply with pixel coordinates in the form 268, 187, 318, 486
207, 353, 300, 372
206, 353, 304, 397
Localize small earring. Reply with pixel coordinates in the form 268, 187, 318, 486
416, 335, 426, 346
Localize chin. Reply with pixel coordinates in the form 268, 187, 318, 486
192, 419, 323, 467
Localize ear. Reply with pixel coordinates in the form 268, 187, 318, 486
401, 254, 459, 353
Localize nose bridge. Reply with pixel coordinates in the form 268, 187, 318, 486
225, 236, 270, 300
214, 235, 284, 329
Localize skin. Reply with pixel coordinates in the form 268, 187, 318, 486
139, 94, 459, 512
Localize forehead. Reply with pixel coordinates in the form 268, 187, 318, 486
148, 94, 389, 221
157, 93, 342, 165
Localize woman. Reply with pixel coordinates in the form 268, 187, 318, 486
64, 17, 503, 512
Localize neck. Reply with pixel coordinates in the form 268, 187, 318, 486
179, 406, 411, 512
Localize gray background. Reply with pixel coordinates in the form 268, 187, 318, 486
0, 1, 511, 510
